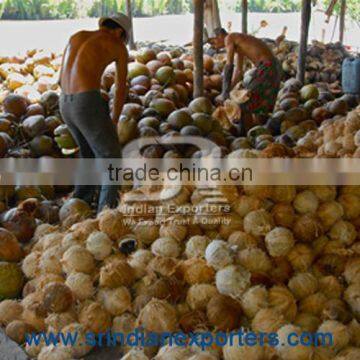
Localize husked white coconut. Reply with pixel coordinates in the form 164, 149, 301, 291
65, 272, 94, 300
86, 231, 113, 260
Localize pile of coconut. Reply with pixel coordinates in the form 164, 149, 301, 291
0, 184, 360, 359
274, 40, 349, 86
296, 105, 360, 157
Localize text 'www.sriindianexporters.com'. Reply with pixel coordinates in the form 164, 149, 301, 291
25, 329, 334, 350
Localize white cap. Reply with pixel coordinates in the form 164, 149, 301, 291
99, 13, 132, 43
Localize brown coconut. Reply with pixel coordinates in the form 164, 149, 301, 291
42, 282, 73, 313
206, 294, 242, 330
98, 209, 130, 241
0, 228, 23, 262
99, 260, 135, 288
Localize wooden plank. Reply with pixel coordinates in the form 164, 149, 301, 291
297, 0, 312, 84
126, 0, 136, 50
339, 0, 346, 44
242, 0, 248, 34
193, 0, 205, 98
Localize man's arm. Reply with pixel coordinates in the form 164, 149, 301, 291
232, 52, 244, 88
221, 35, 235, 100
112, 44, 128, 124
58, 44, 69, 87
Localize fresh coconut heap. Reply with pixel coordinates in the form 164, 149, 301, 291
0, 185, 78, 247
0, 46, 224, 159
108, 47, 232, 155
0, 195, 91, 304
217, 80, 359, 157
103, 49, 359, 159
213, 39, 349, 87
0, 185, 359, 359
0, 49, 79, 158
295, 105, 360, 158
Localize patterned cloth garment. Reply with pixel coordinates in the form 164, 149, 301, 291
242, 58, 282, 116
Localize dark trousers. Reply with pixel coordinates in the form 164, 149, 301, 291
59, 91, 121, 213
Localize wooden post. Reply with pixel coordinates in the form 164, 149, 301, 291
126, 0, 136, 50
339, 0, 346, 44
321, 28, 325, 43
331, 16, 339, 42
193, 0, 204, 98
297, 0, 311, 84
242, 0, 248, 34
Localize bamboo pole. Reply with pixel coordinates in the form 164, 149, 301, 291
242, 0, 248, 34
339, 0, 346, 44
126, 0, 136, 50
297, 0, 312, 84
193, 0, 204, 98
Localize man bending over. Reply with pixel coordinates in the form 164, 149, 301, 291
210, 28, 281, 135
59, 15, 130, 213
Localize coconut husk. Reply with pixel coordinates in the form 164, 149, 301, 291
212, 99, 242, 130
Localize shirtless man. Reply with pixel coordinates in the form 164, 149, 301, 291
209, 28, 281, 134
59, 15, 130, 213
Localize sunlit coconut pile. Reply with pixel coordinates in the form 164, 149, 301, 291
0, 185, 359, 359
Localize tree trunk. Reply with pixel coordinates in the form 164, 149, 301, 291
297, 0, 311, 84
242, 0, 248, 34
126, 0, 136, 50
339, 0, 346, 44
193, 0, 204, 98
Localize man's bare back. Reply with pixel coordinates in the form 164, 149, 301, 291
60, 30, 127, 93
225, 32, 275, 65
60, 27, 128, 122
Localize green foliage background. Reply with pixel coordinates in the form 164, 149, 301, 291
323, 0, 360, 24
0, 0, 358, 21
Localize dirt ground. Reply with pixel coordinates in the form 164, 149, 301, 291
1, 12, 359, 55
